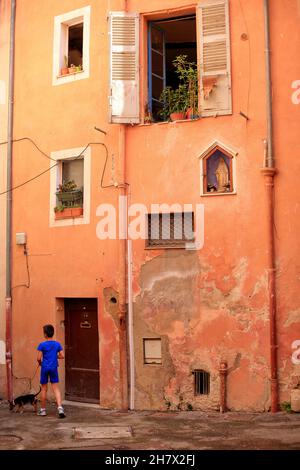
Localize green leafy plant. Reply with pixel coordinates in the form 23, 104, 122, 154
64, 55, 68, 68
281, 401, 292, 413
158, 55, 198, 121
57, 179, 78, 193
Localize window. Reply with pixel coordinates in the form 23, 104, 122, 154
143, 338, 162, 364
200, 142, 237, 196
49, 146, 91, 227
146, 0, 231, 122
52, 6, 90, 86
193, 370, 210, 395
148, 15, 197, 121
146, 212, 194, 248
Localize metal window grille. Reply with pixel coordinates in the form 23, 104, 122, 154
147, 212, 194, 247
194, 370, 210, 395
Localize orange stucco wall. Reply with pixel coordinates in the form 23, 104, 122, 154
1, 0, 299, 410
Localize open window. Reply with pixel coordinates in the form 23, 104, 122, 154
53, 6, 90, 86
148, 15, 197, 121
50, 146, 91, 227
146, 0, 232, 122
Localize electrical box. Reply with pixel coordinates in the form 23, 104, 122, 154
16, 232, 27, 245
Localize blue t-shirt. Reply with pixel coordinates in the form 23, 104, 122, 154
37, 340, 62, 370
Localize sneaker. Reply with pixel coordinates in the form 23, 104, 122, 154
57, 406, 66, 419
37, 408, 47, 416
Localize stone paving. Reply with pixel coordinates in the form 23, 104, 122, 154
0, 401, 300, 450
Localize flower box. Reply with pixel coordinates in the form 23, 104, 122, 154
54, 207, 83, 220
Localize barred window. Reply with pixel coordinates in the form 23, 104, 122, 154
146, 212, 194, 248
193, 370, 210, 395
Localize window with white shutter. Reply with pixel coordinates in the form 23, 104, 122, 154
198, 0, 232, 116
109, 12, 140, 124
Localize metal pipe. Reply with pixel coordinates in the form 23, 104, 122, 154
127, 239, 135, 410
5, 0, 16, 403
118, 125, 128, 410
263, 0, 273, 168
262, 0, 278, 412
219, 361, 228, 413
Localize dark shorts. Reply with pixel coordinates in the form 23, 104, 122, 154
40, 368, 59, 384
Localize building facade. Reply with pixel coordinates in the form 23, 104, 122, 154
0, 0, 299, 411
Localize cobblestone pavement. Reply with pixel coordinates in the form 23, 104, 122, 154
0, 401, 300, 450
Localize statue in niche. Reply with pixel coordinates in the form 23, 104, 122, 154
215, 157, 229, 192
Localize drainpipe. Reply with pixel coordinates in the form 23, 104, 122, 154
118, 125, 128, 410
219, 361, 228, 413
261, 0, 278, 412
127, 238, 135, 410
6, 0, 16, 403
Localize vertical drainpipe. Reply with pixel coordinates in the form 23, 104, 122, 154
261, 0, 278, 412
5, 0, 16, 400
118, 124, 129, 410
6, 0, 16, 403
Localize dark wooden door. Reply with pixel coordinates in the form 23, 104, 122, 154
65, 298, 99, 403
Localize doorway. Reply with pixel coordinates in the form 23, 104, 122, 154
64, 298, 99, 403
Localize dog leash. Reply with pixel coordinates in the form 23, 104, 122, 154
12, 363, 40, 392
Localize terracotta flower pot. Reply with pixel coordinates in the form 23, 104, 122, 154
61, 67, 69, 76
170, 112, 186, 121
55, 207, 83, 220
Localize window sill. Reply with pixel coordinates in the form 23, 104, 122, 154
145, 244, 194, 250
201, 191, 237, 197
139, 117, 201, 127
57, 69, 84, 79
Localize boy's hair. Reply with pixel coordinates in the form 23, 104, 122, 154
43, 324, 54, 338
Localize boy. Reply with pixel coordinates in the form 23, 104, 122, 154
37, 324, 66, 418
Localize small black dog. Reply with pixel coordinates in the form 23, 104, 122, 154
9, 387, 41, 413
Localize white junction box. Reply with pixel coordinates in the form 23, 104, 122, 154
16, 232, 27, 245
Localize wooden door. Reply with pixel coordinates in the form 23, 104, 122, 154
65, 298, 99, 403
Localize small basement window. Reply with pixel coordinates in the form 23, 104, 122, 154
143, 338, 162, 364
194, 370, 210, 395
146, 212, 194, 248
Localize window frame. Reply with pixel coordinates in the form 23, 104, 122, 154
145, 212, 195, 249
52, 6, 91, 86
49, 146, 91, 227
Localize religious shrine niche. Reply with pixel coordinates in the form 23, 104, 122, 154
202, 146, 234, 194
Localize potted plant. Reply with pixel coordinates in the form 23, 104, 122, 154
158, 55, 199, 121
68, 63, 76, 74
55, 180, 83, 219
61, 55, 69, 76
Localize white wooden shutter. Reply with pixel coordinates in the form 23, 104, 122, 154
109, 12, 139, 124
198, 0, 232, 116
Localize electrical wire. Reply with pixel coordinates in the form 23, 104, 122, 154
0, 137, 57, 161
0, 139, 114, 195
12, 245, 31, 290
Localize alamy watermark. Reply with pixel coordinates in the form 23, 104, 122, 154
96, 197, 204, 250
292, 340, 300, 365
291, 80, 300, 105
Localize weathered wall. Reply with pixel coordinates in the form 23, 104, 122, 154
0, 0, 11, 399
270, 0, 300, 397
7, 0, 300, 411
